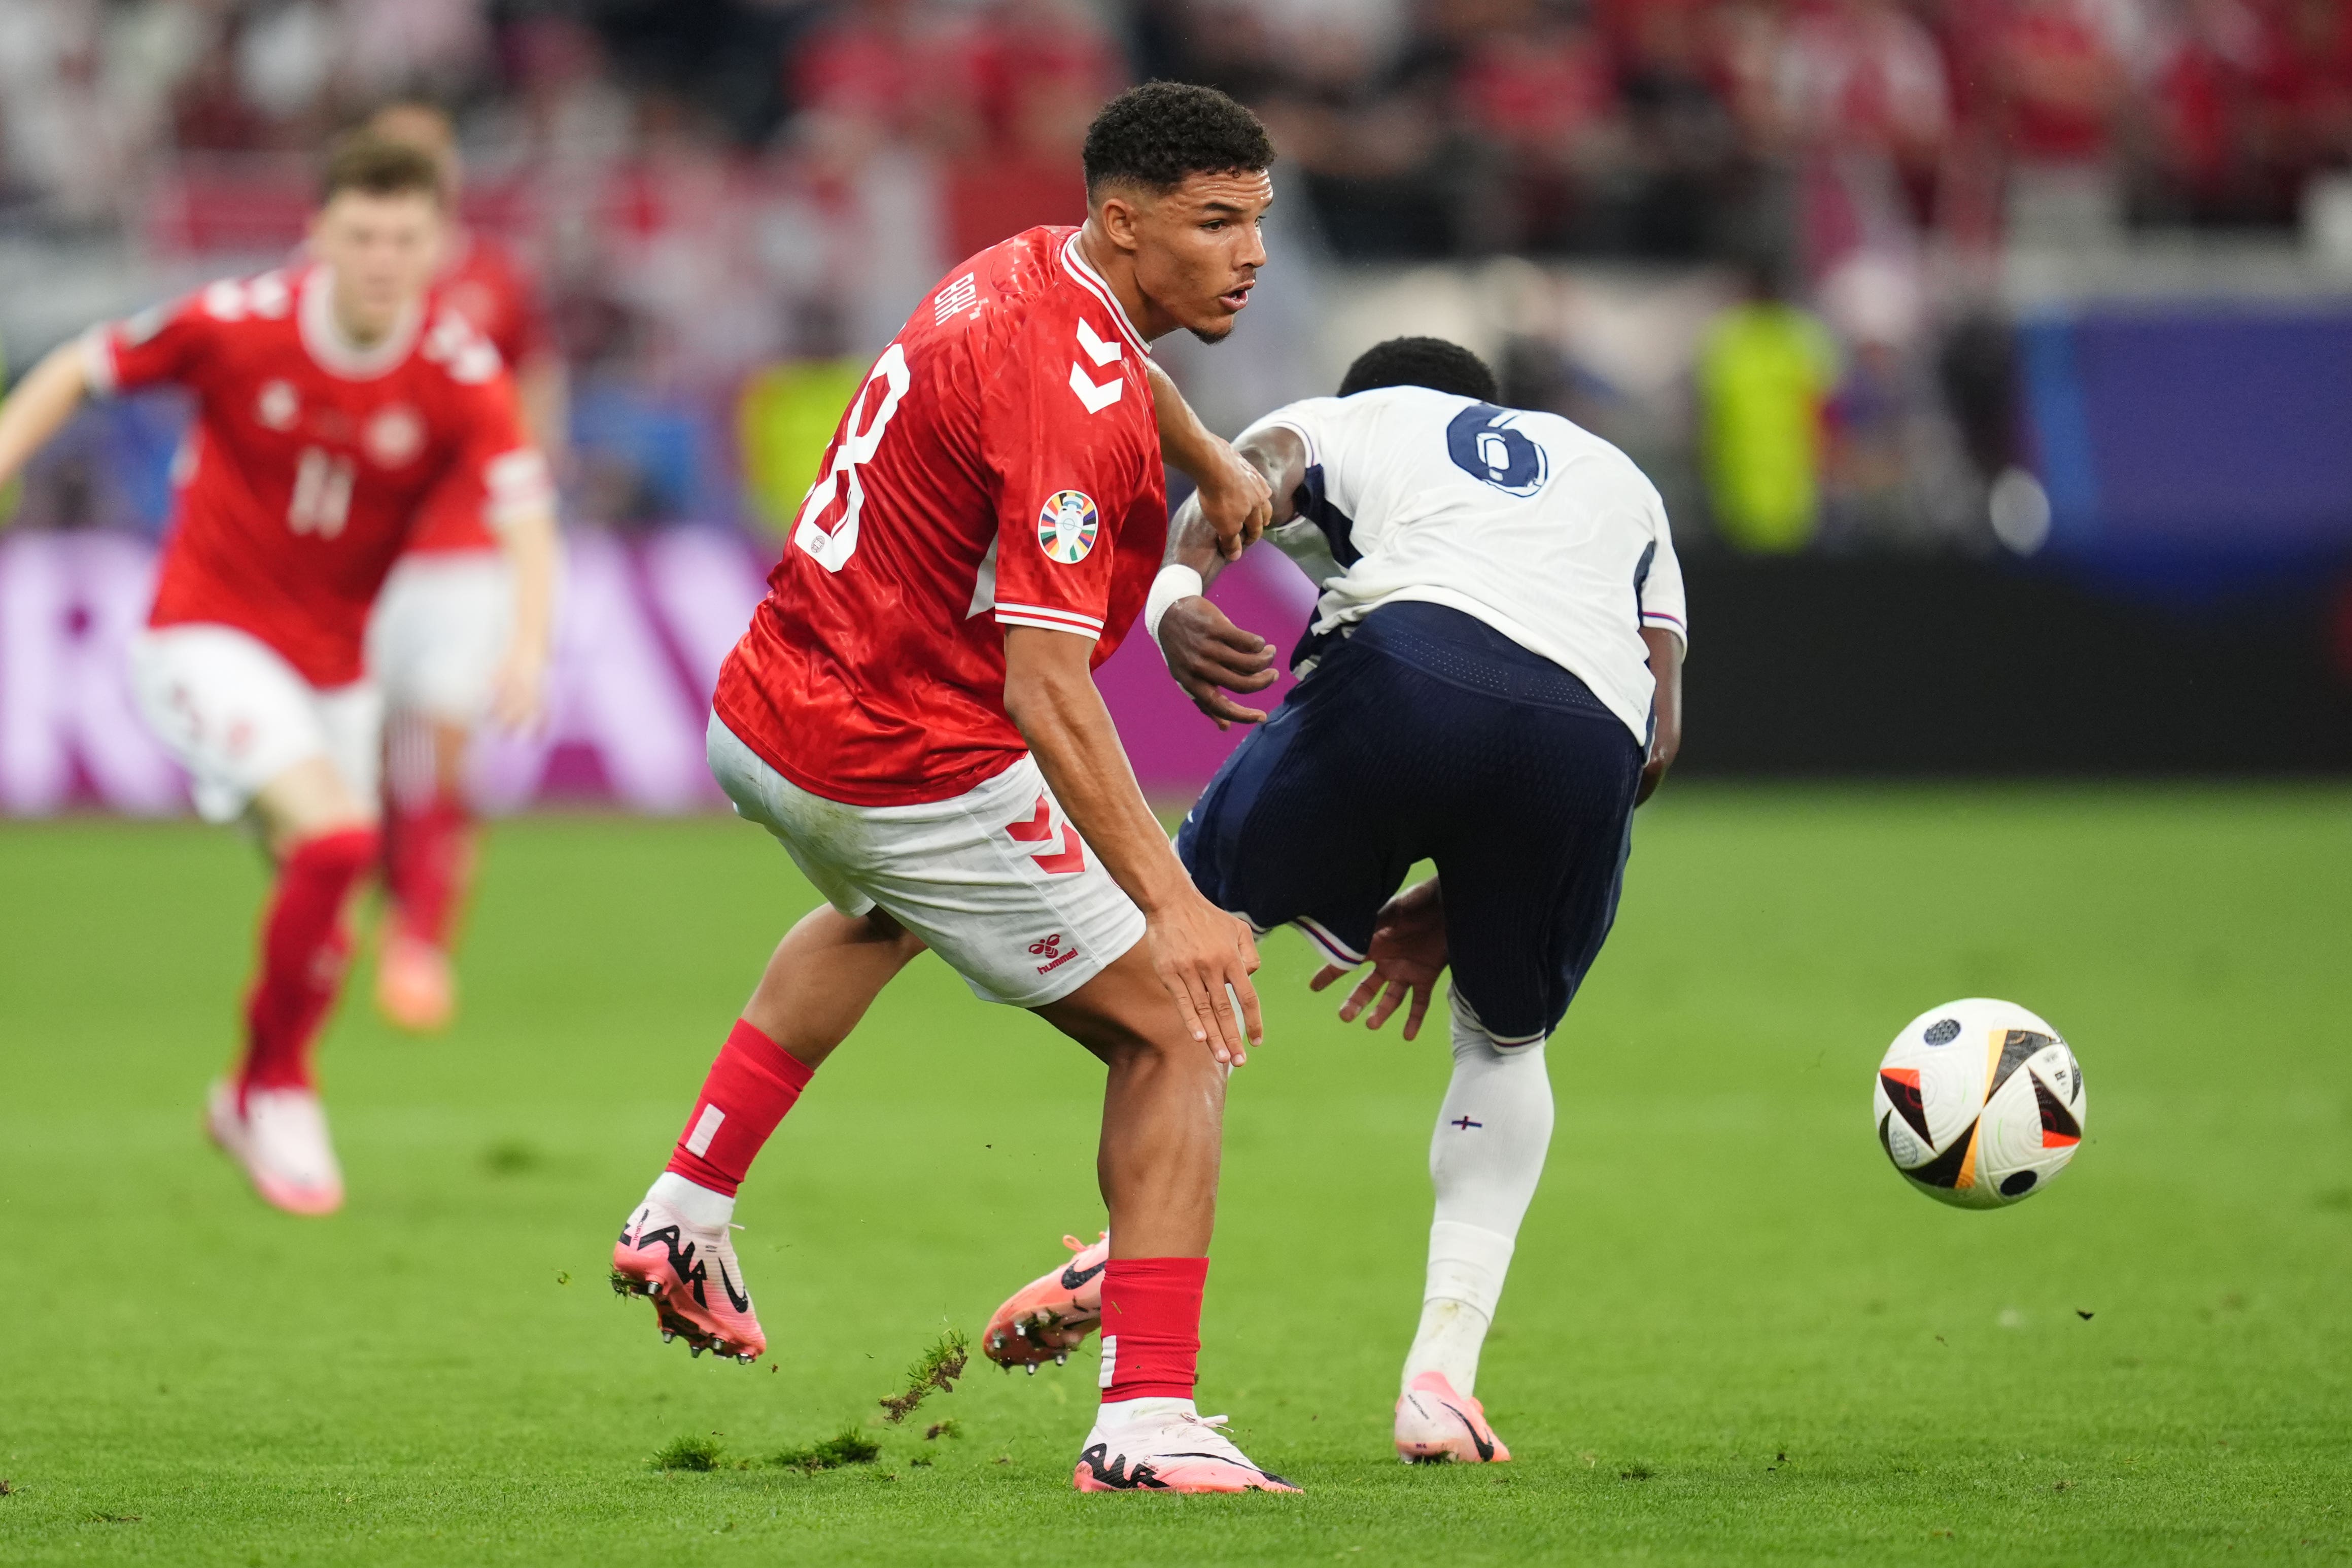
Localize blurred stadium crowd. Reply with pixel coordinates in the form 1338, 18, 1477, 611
2, 0, 2350, 552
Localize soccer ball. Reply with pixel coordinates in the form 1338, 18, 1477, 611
1873, 998, 2086, 1208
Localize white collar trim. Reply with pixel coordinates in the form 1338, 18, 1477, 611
1060, 233, 1152, 357
299, 267, 422, 380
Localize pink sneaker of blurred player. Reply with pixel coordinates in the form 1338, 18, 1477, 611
206, 1081, 344, 1216
611, 1196, 766, 1362
1394, 1370, 1510, 1462
376, 933, 455, 1034
984, 1231, 1109, 1370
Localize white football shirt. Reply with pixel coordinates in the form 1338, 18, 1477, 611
1240, 385, 1687, 744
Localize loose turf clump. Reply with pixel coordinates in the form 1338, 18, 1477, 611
652, 1435, 723, 1472
879, 1328, 969, 1424
924, 1419, 960, 1442
771, 1427, 882, 1472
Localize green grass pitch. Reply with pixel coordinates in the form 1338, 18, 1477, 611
2, 788, 2347, 1565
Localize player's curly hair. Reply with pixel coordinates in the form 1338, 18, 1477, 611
1338, 337, 1501, 402
1083, 82, 1274, 197
319, 133, 444, 205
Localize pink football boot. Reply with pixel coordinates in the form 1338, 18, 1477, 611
1394, 1371, 1511, 1462
1074, 1407, 1300, 1493
376, 933, 455, 1034
984, 1231, 1109, 1370
206, 1081, 344, 1216
611, 1197, 766, 1363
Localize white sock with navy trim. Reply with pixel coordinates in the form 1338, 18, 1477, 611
1402, 995, 1554, 1397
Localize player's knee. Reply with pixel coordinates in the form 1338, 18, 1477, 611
1050, 993, 1216, 1081
256, 775, 376, 858
282, 820, 381, 875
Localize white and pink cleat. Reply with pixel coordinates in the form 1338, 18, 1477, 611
611, 1196, 766, 1363
984, 1231, 1109, 1371
1394, 1371, 1511, 1463
206, 1081, 344, 1216
376, 933, 456, 1034
1074, 1403, 1299, 1493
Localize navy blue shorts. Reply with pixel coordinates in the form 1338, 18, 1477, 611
1176, 602, 1643, 1044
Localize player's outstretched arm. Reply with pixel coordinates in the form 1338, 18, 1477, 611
1147, 424, 1307, 728
1002, 625, 1263, 1065
1147, 361, 1269, 559
516, 352, 570, 476
0, 341, 93, 500
490, 496, 560, 730
1639, 625, 1684, 806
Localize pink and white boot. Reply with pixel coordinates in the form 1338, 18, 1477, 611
984, 1230, 1109, 1370
206, 1081, 344, 1216
1074, 1401, 1299, 1493
1395, 1371, 1511, 1463
611, 1188, 766, 1363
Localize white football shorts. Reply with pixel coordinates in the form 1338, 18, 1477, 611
707, 714, 1147, 1008
366, 549, 512, 723
129, 624, 382, 824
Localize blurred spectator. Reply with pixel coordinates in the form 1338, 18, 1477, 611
1450, 2, 1620, 252
938, 0, 1120, 261
0, 0, 127, 225
1993, 0, 2134, 245
1770, 0, 1950, 270
1698, 257, 1840, 552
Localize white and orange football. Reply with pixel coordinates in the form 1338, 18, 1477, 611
1873, 998, 2087, 1209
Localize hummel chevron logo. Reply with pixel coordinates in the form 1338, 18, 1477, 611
1007, 792, 1087, 875
1059, 1258, 1106, 1292
1078, 1443, 1169, 1490
1075, 317, 1121, 366
1069, 363, 1123, 413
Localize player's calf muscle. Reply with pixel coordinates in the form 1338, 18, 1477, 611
1042, 946, 1225, 1256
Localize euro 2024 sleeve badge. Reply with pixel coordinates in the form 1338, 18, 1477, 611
1036, 490, 1100, 564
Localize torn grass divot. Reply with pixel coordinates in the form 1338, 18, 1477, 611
880, 1328, 969, 1424
653, 1435, 723, 1472
772, 1428, 883, 1473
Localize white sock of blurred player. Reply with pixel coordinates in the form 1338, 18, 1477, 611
1402, 995, 1553, 1397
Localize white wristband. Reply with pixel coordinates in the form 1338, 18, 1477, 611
1145, 564, 1205, 658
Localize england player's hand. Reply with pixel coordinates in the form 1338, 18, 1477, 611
1145, 894, 1264, 1066
1309, 878, 1446, 1040
1159, 597, 1278, 729
1194, 440, 1272, 561
490, 639, 550, 731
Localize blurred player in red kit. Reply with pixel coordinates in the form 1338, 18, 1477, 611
608, 83, 1298, 1492
0, 137, 557, 1215
364, 99, 569, 1034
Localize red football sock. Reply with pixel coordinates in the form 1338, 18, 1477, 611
239, 827, 377, 1101
664, 1019, 817, 1197
1099, 1257, 1209, 1402
384, 788, 474, 951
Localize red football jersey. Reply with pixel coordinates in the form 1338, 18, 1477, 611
86, 266, 548, 687
409, 233, 555, 553
714, 226, 1165, 806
